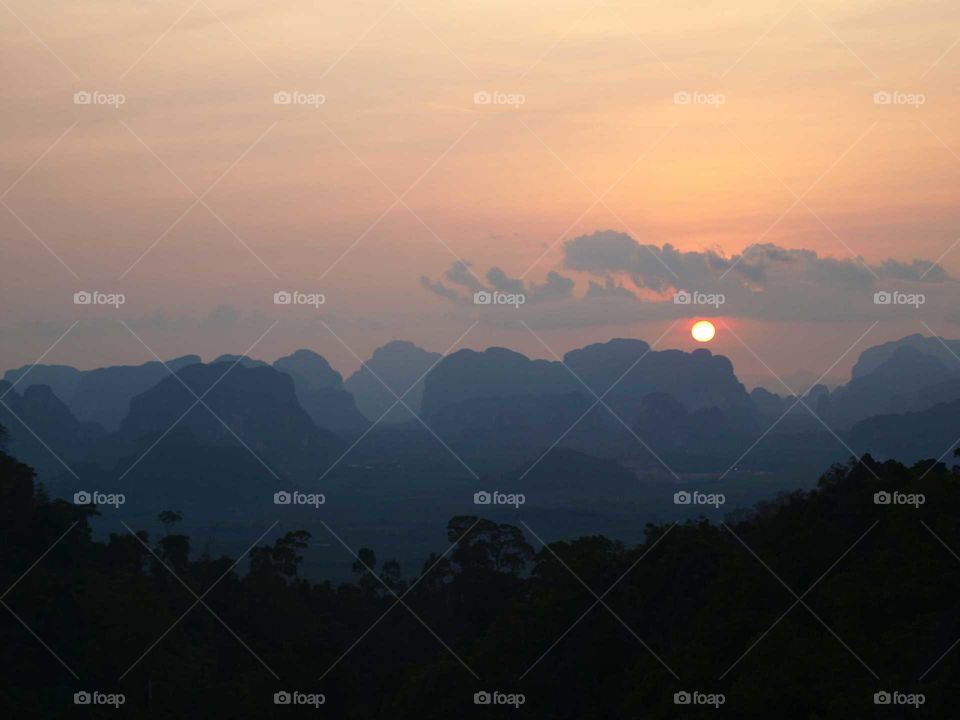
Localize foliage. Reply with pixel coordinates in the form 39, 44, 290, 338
2, 439, 960, 717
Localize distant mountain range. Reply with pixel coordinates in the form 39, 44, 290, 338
274, 349, 369, 433
750, 335, 960, 437
5, 333, 960, 575
345, 340, 441, 423
0, 380, 104, 477
6, 333, 960, 477
117, 360, 344, 467
419, 339, 756, 467
3, 355, 200, 431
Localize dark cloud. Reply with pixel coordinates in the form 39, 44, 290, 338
445, 261, 484, 291
421, 230, 958, 327
585, 279, 638, 300
424, 265, 575, 305
419, 276, 461, 302
880, 258, 947, 282
562, 231, 951, 290
486, 267, 525, 295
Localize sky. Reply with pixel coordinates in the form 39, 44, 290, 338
2, 0, 960, 391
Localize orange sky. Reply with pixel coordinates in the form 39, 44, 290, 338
2, 0, 959, 388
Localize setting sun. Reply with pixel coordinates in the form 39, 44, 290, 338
691, 320, 716, 343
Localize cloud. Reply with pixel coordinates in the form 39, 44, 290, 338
420, 230, 958, 328
880, 258, 949, 282
585, 279, 638, 300
422, 265, 575, 305
419, 276, 462, 302
562, 231, 951, 291
445, 261, 484, 291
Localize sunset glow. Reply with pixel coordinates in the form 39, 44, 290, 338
691, 320, 717, 343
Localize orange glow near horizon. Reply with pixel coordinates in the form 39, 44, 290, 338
1, 1, 959, 374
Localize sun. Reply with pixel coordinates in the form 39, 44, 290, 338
691, 320, 716, 343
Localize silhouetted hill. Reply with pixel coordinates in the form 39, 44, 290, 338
212, 353, 269, 368
420, 341, 754, 466
273, 349, 368, 434
825, 346, 958, 428
912, 377, 960, 410
2, 364, 81, 404
421, 346, 567, 418
4, 355, 201, 430
750, 386, 787, 415
851, 332, 960, 378
0, 381, 103, 476
849, 399, 960, 462
117, 361, 344, 478
345, 340, 441, 423
422, 341, 750, 421
273, 349, 341, 389
565, 340, 751, 412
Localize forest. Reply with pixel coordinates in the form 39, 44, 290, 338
3, 423, 960, 717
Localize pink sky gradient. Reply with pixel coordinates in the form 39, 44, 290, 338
2, 0, 960, 387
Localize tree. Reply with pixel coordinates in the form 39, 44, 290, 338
249, 530, 310, 581
448, 516, 534, 576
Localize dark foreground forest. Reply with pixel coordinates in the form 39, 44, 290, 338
2, 423, 959, 718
